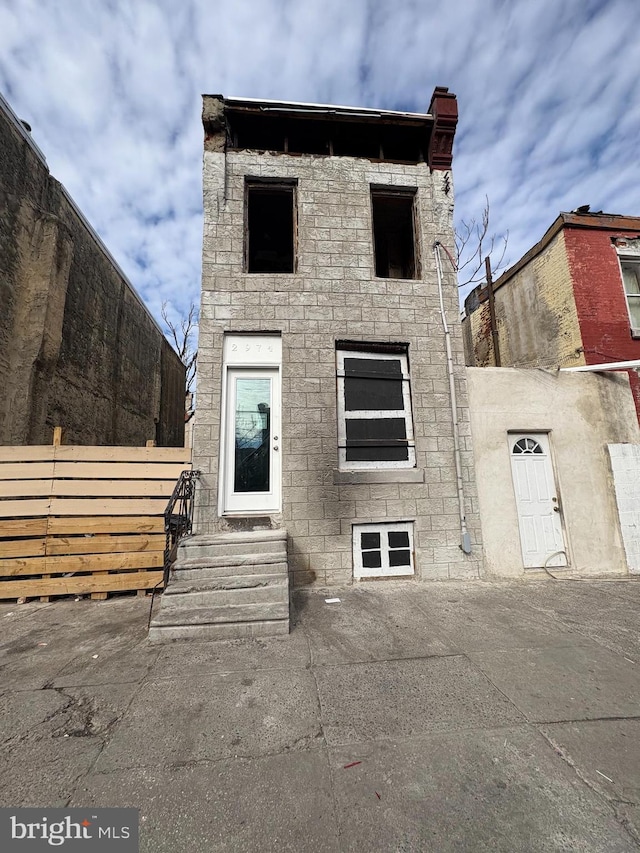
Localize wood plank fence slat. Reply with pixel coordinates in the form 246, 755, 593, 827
0, 518, 48, 538
0, 479, 181, 497
0, 570, 164, 600
0, 481, 54, 498
0, 551, 164, 578
49, 498, 168, 516
53, 446, 190, 463
0, 499, 51, 518
47, 516, 165, 535
0, 538, 47, 558
50, 479, 179, 497
46, 533, 165, 556
0, 463, 56, 480
52, 462, 189, 480
0, 447, 55, 462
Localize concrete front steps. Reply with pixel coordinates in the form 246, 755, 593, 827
148, 529, 289, 643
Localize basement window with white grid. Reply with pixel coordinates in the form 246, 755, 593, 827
353, 522, 415, 578
336, 345, 415, 470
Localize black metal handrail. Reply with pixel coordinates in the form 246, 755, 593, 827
163, 469, 201, 585
148, 468, 200, 630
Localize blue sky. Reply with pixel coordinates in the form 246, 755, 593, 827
1, 0, 639, 338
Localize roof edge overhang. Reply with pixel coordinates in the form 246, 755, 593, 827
210, 95, 433, 126
202, 87, 457, 170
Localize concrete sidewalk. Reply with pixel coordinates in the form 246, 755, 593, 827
1, 579, 640, 851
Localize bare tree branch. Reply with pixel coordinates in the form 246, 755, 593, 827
161, 301, 198, 393
455, 196, 509, 288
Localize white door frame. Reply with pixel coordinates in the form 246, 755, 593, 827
219, 335, 282, 516
509, 432, 568, 569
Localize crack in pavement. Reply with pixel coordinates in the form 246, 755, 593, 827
537, 726, 640, 847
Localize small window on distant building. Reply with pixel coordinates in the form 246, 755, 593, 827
621, 261, 640, 333
353, 522, 415, 578
371, 187, 418, 279
246, 181, 296, 273
336, 344, 415, 470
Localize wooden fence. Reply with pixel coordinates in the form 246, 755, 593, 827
0, 443, 192, 602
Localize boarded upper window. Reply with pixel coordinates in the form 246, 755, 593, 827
371, 188, 418, 279
246, 182, 296, 273
336, 345, 415, 470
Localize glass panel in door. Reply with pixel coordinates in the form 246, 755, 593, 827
234, 377, 271, 493
224, 368, 280, 514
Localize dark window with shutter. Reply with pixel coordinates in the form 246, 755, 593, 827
337, 347, 415, 469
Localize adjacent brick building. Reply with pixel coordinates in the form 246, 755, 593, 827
157, 84, 485, 642
0, 92, 186, 447
462, 211, 640, 421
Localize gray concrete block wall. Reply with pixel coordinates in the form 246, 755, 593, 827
608, 444, 640, 573
194, 146, 483, 585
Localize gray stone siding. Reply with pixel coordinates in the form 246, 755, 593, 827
195, 147, 483, 585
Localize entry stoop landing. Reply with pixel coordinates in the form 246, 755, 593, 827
148, 529, 289, 643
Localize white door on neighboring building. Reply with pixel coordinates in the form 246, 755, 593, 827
222, 367, 281, 514
509, 433, 567, 568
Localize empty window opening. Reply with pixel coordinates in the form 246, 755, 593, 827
353, 522, 415, 578
621, 261, 640, 331
246, 183, 296, 273
371, 189, 418, 279
336, 346, 415, 470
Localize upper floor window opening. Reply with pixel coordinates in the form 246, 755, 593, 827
245, 179, 297, 273
371, 186, 419, 280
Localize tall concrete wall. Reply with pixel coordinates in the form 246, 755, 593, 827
0, 97, 185, 447
195, 123, 483, 586
467, 367, 640, 578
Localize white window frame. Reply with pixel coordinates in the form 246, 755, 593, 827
620, 258, 640, 336
336, 349, 416, 470
352, 521, 415, 578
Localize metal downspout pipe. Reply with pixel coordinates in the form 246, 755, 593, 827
433, 242, 472, 554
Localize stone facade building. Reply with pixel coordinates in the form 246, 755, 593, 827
0, 92, 185, 447
462, 211, 640, 422
150, 88, 485, 641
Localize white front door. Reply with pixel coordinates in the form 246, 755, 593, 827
509, 433, 567, 568
223, 368, 281, 514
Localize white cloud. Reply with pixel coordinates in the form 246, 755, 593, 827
1, 0, 639, 329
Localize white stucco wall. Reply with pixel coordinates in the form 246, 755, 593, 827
467, 367, 640, 578
608, 444, 640, 573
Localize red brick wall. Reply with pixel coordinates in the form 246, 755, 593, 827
564, 227, 640, 421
